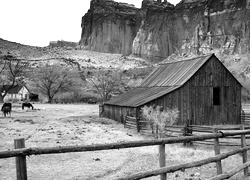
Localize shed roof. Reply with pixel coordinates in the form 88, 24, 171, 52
104, 54, 241, 107
105, 86, 179, 107
1, 85, 24, 94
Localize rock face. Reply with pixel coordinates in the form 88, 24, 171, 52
175, 0, 250, 57
79, 0, 140, 55
80, 0, 250, 61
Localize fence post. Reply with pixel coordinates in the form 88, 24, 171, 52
136, 109, 140, 133
213, 128, 223, 175
15, 138, 27, 180
241, 125, 248, 176
99, 104, 104, 117
156, 125, 159, 139
241, 109, 245, 125
159, 132, 166, 180
136, 118, 140, 133
186, 120, 193, 146
183, 122, 187, 146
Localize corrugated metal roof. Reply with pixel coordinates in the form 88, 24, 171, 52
105, 86, 180, 107
104, 54, 217, 107
140, 54, 212, 87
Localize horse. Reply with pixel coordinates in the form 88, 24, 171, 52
22, 102, 34, 110
1, 103, 12, 117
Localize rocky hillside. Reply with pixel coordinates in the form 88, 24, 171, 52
0, 38, 150, 71
0, 37, 154, 102
0, 38, 45, 58
80, 0, 250, 61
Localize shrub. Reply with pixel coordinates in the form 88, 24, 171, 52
141, 105, 179, 137
54, 91, 101, 104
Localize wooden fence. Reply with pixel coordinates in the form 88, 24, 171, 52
241, 110, 250, 125
1, 128, 250, 180
125, 115, 250, 146
125, 112, 250, 140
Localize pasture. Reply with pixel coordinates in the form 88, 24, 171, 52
0, 103, 249, 180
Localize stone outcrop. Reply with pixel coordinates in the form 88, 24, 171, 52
79, 0, 140, 55
80, 0, 250, 61
49, 40, 77, 49
176, 0, 250, 57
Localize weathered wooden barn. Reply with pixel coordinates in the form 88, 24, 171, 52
102, 54, 242, 125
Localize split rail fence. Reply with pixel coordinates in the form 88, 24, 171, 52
241, 110, 250, 125
125, 112, 250, 144
1, 128, 250, 180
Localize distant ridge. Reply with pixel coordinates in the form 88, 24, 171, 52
0, 37, 150, 72
0, 38, 45, 58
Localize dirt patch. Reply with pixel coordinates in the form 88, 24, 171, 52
0, 103, 249, 180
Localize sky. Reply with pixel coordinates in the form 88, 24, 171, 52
0, 0, 181, 47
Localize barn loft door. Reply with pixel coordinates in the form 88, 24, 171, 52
213, 87, 220, 106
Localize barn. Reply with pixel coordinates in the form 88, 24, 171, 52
102, 54, 242, 126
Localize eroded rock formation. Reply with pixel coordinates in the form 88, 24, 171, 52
79, 0, 140, 55
80, 0, 250, 61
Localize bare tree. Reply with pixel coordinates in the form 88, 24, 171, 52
89, 70, 126, 102
30, 64, 77, 103
0, 53, 30, 102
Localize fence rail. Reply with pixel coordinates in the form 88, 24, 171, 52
1, 128, 250, 180
125, 117, 250, 147
118, 146, 250, 180
1, 130, 245, 159
125, 112, 250, 140
241, 109, 250, 124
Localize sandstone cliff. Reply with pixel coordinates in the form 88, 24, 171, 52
80, 0, 250, 61
79, 0, 140, 55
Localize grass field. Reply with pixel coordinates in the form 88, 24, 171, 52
0, 103, 250, 180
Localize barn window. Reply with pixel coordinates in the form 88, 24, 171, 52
213, 87, 220, 105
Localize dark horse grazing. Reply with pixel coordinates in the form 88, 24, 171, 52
1, 103, 12, 117
22, 102, 34, 110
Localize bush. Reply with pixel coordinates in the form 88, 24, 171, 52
79, 92, 101, 104
54, 91, 101, 104
242, 88, 250, 102
141, 105, 179, 136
